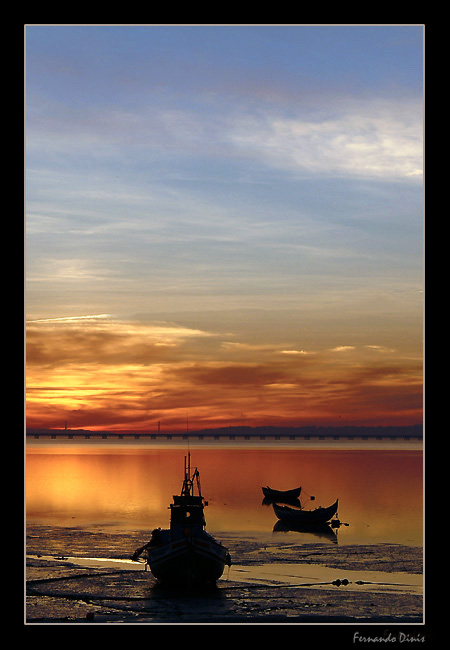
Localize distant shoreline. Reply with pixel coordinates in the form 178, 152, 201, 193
26, 424, 423, 449
26, 423, 423, 438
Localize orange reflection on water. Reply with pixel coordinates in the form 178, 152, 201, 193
26, 448, 422, 545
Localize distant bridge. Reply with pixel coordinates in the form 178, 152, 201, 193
26, 429, 423, 443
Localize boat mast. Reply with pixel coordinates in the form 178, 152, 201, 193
180, 452, 203, 499
181, 453, 192, 497
186, 452, 190, 482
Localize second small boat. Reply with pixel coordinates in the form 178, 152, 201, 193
262, 485, 302, 500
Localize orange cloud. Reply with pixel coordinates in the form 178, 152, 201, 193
26, 318, 423, 431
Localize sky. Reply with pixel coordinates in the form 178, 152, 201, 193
25, 24, 424, 431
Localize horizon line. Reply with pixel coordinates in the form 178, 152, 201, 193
26, 422, 423, 436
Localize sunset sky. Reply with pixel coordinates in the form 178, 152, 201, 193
25, 25, 423, 431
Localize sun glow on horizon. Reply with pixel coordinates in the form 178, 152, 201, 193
26, 315, 422, 431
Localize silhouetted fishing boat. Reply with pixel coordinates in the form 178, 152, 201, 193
132, 454, 231, 586
262, 485, 302, 500
273, 499, 339, 523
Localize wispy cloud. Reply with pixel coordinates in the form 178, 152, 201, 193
26, 318, 215, 369
365, 344, 396, 353
221, 342, 278, 353
28, 89, 422, 184
330, 346, 356, 352
27, 314, 112, 323
228, 98, 422, 181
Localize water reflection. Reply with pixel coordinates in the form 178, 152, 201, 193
26, 447, 422, 546
273, 520, 339, 543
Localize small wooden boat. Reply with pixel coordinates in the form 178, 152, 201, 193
132, 454, 231, 586
262, 485, 302, 500
273, 499, 339, 524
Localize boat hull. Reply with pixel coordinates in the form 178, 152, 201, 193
273, 499, 339, 523
148, 536, 230, 586
262, 486, 301, 499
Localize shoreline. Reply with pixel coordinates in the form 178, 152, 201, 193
26, 553, 423, 595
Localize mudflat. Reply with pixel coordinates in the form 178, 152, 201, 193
25, 524, 423, 625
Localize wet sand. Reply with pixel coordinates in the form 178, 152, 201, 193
25, 524, 423, 625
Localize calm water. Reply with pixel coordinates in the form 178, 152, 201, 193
26, 447, 423, 546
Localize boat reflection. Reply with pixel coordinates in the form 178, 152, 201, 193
273, 520, 339, 543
